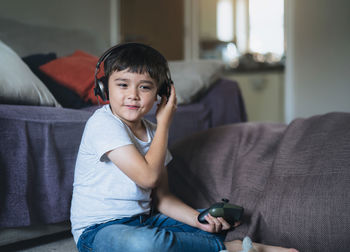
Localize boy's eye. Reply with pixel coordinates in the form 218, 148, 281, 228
140, 85, 151, 90
117, 83, 128, 88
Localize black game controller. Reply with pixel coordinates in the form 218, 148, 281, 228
198, 199, 244, 225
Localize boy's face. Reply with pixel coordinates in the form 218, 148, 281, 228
108, 69, 158, 128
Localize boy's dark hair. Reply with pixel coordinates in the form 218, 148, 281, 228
103, 43, 170, 89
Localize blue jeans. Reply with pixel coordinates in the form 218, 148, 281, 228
77, 212, 227, 252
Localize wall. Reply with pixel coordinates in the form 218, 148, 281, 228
199, 0, 217, 40
0, 0, 111, 54
285, 0, 350, 122
120, 0, 184, 60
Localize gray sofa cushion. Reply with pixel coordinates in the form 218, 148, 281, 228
255, 113, 350, 251
168, 112, 350, 252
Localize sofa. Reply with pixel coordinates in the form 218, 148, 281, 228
167, 112, 350, 252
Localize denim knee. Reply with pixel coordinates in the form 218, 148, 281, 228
93, 224, 168, 252
124, 230, 170, 252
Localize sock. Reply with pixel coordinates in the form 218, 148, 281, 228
240, 236, 258, 252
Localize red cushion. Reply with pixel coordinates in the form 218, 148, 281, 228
39, 50, 107, 104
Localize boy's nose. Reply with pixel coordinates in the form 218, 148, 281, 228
128, 87, 139, 99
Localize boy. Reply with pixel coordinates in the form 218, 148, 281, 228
70, 43, 298, 252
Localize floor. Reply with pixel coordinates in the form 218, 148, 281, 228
0, 231, 78, 252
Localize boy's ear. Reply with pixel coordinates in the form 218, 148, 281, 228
155, 84, 160, 100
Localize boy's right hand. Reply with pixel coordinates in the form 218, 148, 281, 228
156, 84, 177, 128
197, 213, 241, 233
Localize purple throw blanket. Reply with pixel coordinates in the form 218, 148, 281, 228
0, 105, 92, 227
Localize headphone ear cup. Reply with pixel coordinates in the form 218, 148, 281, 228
158, 79, 171, 99
96, 76, 108, 101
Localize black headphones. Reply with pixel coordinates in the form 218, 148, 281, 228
94, 42, 172, 102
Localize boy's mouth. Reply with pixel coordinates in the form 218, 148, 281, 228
125, 105, 140, 110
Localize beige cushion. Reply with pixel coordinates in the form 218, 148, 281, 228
0, 40, 60, 107
169, 60, 225, 104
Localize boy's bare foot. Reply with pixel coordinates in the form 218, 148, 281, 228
224, 239, 299, 252
224, 240, 243, 251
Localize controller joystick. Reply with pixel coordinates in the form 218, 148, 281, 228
197, 199, 244, 225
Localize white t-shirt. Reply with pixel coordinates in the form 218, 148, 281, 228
70, 105, 172, 243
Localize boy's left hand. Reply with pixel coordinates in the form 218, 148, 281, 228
197, 213, 240, 233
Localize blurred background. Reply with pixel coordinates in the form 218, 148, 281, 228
1, 0, 349, 123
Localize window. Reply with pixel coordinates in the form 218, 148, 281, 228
217, 0, 234, 42
249, 0, 284, 56
199, 0, 284, 67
